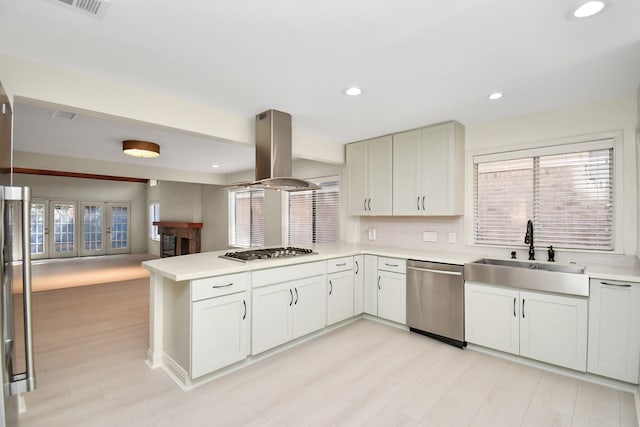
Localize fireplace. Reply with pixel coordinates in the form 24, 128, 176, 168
154, 221, 203, 257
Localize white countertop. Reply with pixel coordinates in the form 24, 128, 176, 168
142, 242, 640, 283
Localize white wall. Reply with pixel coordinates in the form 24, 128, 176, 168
201, 185, 229, 252
360, 95, 639, 263
14, 173, 148, 254
158, 181, 203, 222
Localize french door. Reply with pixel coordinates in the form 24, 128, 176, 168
30, 200, 130, 258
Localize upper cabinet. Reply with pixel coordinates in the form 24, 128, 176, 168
346, 121, 464, 217
346, 136, 393, 216
393, 122, 465, 216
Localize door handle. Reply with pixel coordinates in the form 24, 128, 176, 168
289, 289, 293, 306
422, 196, 425, 211
329, 280, 333, 295
406, 266, 462, 276
242, 300, 247, 320
294, 288, 299, 304
364, 199, 367, 211
513, 297, 516, 317
367, 199, 372, 211
378, 276, 381, 290
417, 196, 420, 210
355, 260, 359, 274
522, 299, 525, 319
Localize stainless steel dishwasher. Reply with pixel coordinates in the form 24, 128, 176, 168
406, 260, 465, 348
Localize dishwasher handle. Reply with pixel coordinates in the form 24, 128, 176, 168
407, 266, 462, 276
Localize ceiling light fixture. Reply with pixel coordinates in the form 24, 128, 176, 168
211, 164, 220, 168
345, 86, 362, 96
122, 140, 160, 158
572, 0, 607, 18
488, 92, 503, 100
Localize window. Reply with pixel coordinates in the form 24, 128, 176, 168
149, 202, 160, 241
230, 189, 265, 247
287, 178, 339, 246
474, 140, 613, 250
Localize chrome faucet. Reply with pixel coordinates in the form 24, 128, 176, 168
524, 219, 535, 260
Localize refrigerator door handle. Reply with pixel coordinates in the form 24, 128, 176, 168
5, 186, 36, 395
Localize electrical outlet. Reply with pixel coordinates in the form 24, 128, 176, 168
448, 232, 456, 243
422, 231, 437, 242
368, 229, 376, 241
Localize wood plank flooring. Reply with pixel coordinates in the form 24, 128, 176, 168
16, 278, 638, 426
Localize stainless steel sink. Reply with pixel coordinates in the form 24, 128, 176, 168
464, 258, 589, 296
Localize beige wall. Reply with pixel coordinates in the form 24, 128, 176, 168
14, 173, 148, 254
201, 185, 229, 252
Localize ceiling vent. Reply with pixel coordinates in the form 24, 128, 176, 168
51, 0, 110, 19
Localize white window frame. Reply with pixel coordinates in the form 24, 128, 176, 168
149, 202, 160, 241
228, 189, 265, 248
465, 131, 624, 254
284, 176, 340, 246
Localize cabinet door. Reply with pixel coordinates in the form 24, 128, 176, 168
588, 279, 640, 383
421, 124, 454, 215
292, 275, 327, 339
367, 136, 393, 215
353, 255, 364, 315
392, 130, 421, 215
378, 271, 406, 324
363, 255, 378, 315
252, 283, 293, 355
327, 270, 355, 325
519, 290, 587, 372
464, 282, 519, 355
191, 292, 249, 379
346, 141, 368, 215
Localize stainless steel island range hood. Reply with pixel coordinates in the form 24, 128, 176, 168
229, 109, 320, 192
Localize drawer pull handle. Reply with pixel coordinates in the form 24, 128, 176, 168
294, 288, 299, 304
242, 300, 247, 320
212, 283, 233, 289
601, 281, 631, 288
335, 262, 347, 267
289, 289, 293, 306
385, 263, 399, 268
329, 280, 333, 295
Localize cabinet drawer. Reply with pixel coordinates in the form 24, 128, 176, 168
378, 257, 406, 274
191, 273, 249, 301
327, 257, 353, 273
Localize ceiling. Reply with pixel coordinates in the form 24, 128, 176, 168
1, 0, 639, 176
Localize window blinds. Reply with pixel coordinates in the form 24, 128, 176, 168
474, 144, 613, 250
232, 189, 265, 248
287, 180, 339, 246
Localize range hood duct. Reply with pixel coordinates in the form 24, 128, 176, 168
229, 109, 320, 192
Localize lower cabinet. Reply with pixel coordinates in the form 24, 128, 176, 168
327, 269, 355, 325
588, 278, 640, 383
363, 255, 378, 315
353, 255, 364, 315
191, 291, 250, 379
251, 274, 326, 355
378, 270, 406, 324
465, 282, 587, 372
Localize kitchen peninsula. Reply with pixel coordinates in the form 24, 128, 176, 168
142, 243, 640, 391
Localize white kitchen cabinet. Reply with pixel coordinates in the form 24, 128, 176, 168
588, 278, 640, 383
346, 136, 393, 216
252, 274, 326, 355
191, 291, 249, 379
465, 282, 519, 355
363, 255, 378, 315
327, 269, 355, 325
465, 281, 587, 372
353, 255, 364, 315
378, 270, 406, 324
392, 122, 464, 216
519, 290, 587, 371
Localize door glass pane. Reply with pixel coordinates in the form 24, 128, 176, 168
83, 204, 103, 251
53, 203, 75, 254
30, 202, 46, 255
110, 206, 128, 249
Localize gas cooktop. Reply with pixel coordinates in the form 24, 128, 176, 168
220, 247, 317, 262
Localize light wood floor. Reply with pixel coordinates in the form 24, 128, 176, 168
15, 278, 638, 426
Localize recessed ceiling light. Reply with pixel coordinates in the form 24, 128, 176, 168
573, 1, 607, 18
344, 87, 362, 96
51, 110, 77, 120
211, 164, 220, 168
488, 92, 503, 100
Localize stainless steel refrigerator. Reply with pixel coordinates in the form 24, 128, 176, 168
1, 82, 36, 426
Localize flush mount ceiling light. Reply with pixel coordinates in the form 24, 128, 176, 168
344, 86, 363, 96
122, 140, 160, 158
572, 0, 608, 18
488, 92, 503, 100
211, 164, 220, 168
